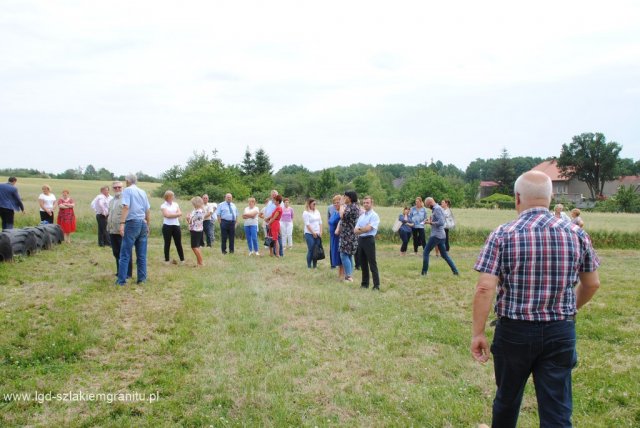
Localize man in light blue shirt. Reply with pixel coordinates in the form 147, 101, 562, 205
217, 193, 238, 254
116, 173, 151, 285
354, 196, 381, 290
421, 197, 459, 277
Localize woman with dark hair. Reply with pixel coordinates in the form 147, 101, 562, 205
339, 191, 359, 282
398, 206, 414, 255
303, 198, 322, 268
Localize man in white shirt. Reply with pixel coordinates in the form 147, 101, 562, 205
202, 194, 217, 248
91, 186, 112, 247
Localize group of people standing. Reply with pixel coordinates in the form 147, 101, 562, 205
396, 196, 459, 277
324, 192, 381, 289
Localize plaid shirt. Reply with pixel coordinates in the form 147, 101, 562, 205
474, 207, 600, 321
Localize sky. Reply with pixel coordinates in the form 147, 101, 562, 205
1, 0, 639, 177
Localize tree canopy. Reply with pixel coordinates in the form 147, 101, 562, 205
557, 132, 623, 199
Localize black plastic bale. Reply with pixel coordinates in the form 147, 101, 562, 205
41, 223, 64, 245
0, 232, 12, 262
24, 226, 53, 251
3, 228, 39, 257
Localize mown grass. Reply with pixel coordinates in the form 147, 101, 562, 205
1, 234, 638, 426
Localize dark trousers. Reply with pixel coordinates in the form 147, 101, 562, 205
40, 211, 54, 224
162, 224, 185, 261
110, 234, 132, 278
358, 236, 379, 288
491, 318, 577, 428
203, 219, 214, 247
444, 228, 450, 252
96, 214, 111, 246
422, 236, 458, 275
399, 229, 411, 252
220, 219, 236, 254
0, 207, 15, 230
412, 228, 425, 253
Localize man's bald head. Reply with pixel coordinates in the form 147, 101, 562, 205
514, 171, 552, 212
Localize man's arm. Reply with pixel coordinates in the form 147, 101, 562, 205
471, 273, 498, 363
119, 205, 129, 236
575, 271, 600, 310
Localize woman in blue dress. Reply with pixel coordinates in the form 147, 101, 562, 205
327, 194, 343, 279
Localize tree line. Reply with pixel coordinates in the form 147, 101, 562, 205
0, 165, 160, 183
155, 134, 639, 211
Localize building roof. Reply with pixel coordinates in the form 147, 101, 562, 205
480, 181, 499, 187
618, 175, 640, 186
531, 160, 570, 182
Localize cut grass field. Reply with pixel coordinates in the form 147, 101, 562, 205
2, 176, 640, 426
1, 235, 639, 426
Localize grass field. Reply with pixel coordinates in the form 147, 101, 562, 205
1, 238, 638, 427
2, 177, 639, 426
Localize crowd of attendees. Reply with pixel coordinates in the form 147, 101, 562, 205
0, 176, 588, 290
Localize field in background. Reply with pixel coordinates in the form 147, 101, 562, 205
7, 177, 640, 249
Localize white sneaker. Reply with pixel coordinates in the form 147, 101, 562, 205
255, 252, 260, 256
249, 251, 254, 256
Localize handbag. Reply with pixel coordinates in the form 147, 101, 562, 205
392, 219, 403, 233
264, 236, 274, 248
312, 237, 325, 261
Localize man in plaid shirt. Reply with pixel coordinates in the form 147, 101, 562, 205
471, 171, 600, 427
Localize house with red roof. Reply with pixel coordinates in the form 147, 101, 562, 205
530, 160, 640, 204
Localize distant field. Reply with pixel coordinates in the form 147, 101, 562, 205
6, 177, 640, 240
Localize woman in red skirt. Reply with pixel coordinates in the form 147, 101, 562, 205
267, 194, 283, 258
57, 189, 76, 243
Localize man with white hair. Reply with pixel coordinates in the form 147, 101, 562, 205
116, 174, 151, 286
471, 171, 601, 427
216, 193, 238, 254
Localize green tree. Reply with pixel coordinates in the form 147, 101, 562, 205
316, 169, 338, 199
494, 148, 516, 195
240, 147, 255, 176
353, 170, 387, 205
83, 164, 98, 180
557, 132, 623, 199
398, 169, 463, 206
254, 148, 273, 176
614, 185, 640, 213
97, 167, 114, 181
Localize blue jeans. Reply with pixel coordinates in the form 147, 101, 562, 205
491, 318, 577, 428
117, 219, 148, 284
422, 236, 458, 274
340, 252, 353, 277
244, 225, 258, 252
304, 233, 319, 268
399, 229, 411, 253
203, 219, 214, 247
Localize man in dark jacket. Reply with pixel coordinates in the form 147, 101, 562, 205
0, 177, 25, 230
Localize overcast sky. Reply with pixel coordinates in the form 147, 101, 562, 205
1, 0, 639, 177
